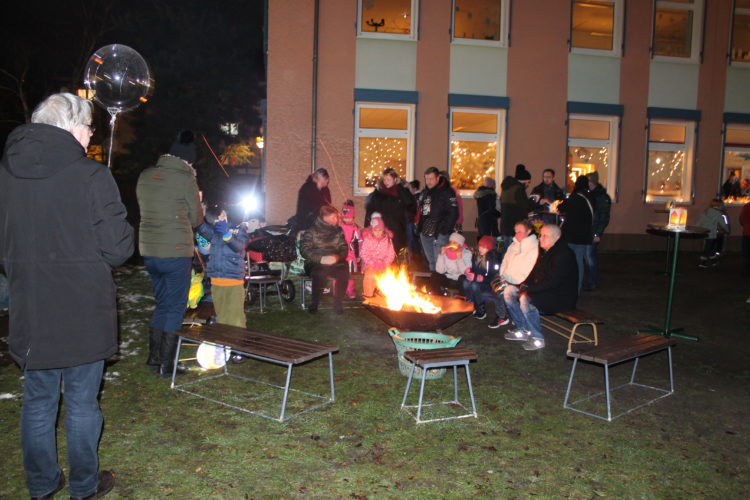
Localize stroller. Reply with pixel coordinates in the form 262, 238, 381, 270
245, 224, 297, 306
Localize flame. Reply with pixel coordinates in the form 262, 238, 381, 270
374, 266, 441, 314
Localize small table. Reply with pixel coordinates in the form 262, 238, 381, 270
639, 224, 707, 341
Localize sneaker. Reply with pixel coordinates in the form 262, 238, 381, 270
746, 296, 750, 304
698, 262, 709, 269
322, 287, 331, 294
504, 328, 530, 341
489, 315, 511, 328
473, 310, 487, 320
230, 354, 246, 364
522, 338, 545, 351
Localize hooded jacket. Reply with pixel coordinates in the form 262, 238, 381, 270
500, 176, 534, 236
300, 216, 348, 265
418, 177, 458, 237
137, 154, 202, 258
0, 123, 134, 369
500, 233, 539, 284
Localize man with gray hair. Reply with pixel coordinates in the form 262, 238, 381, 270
0, 93, 133, 499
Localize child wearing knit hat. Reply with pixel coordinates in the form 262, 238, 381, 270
359, 212, 396, 298
338, 200, 362, 298
465, 236, 509, 328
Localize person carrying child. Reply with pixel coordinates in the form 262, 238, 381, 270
359, 212, 396, 298
339, 200, 363, 299
465, 236, 510, 328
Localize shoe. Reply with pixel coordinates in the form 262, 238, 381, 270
473, 310, 487, 320
70, 470, 115, 500
146, 327, 164, 372
31, 470, 65, 500
346, 292, 356, 299
308, 304, 318, 314
489, 315, 510, 329
746, 296, 750, 304
157, 333, 187, 378
522, 338, 545, 351
698, 263, 709, 269
229, 354, 246, 364
322, 288, 331, 294
504, 328, 530, 341
0, 308, 8, 317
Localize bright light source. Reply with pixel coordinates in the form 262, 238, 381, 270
240, 194, 259, 213
256, 136, 264, 149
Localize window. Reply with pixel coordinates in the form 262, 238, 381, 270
566, 115, 619, 195
570, 0, 623, 56
731, 0, 750, 64
354, 103, 414, 195
358, 0, 418, 40
721, 125, 750, 204
646, 120, 696, 203
452, 0, 510, 46
449, 108, 505, 194
652, 0, 703, 61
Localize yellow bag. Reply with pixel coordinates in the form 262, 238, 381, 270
187, 271, 205, 309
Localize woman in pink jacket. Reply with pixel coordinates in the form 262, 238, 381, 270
360, 212, 396, 298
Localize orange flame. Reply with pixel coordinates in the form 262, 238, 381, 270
374, 266, 441, 314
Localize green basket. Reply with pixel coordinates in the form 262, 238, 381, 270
388, 328, 461, 380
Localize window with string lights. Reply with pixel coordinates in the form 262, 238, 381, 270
730, 0, 750, 65
567, 115, 618, 195
358, 0, 418, 40
569, 0, 623, 56
645, 120, 696, 204
721, 125, 750, 205
449, 108, 505, 195
354, 103, 415, 195
652, 0, 704, 62
452, 0, 510, 47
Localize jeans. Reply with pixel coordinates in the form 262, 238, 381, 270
467, 281, 505, 318
0, 272, 8, 309
22, 360, 104, 498
144, 256, 193, 333
567, 243, 589, 293
503, 285, 543, 339
585, 242, 599, 288
420, 233, 450, 272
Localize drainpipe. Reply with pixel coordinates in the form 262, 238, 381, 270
310, 0, 320, 173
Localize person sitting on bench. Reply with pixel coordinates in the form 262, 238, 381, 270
504, 224, 578, 350
429, 232, 472, 295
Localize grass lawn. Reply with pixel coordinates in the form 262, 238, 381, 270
1, 253, 748, 499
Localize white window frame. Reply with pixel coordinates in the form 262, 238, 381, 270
652, 0, 704, 63
570, 0, 624, 57
451, 0, 510, 48
357, 0, 419, 41
721, 124, 750, 205
567, 114, 619, 197
354, 102, 415, 196
730, 3, 750, 67
645, 119, 696, 204
448, 107, 506, 197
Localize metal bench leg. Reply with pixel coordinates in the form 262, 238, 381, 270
275, 281, 284, 311
604, 364, 612, 422
452, 365, 459, 403
170, 336, 184, 389
259, 284, 266, 313
328, 352, 336, 401
279, 362, 293, 422
563, 358, 578, 409
667, 346, 674, 392
629, 357, 640, 384
465, 364, 477, 417
401, 362, 416, 409
417, 368, 428, 423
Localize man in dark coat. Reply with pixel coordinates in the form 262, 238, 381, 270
500, 164, 535, 251
364, 168, 416, 254
558, 175, 594, 292
474, 177, 500, 239
530, 168, 565, 211
293, 168, 332, 233
418, 166, 458, 271
585, 171, 612, 290
0, 93, 133, 499
503, 224, 578, 351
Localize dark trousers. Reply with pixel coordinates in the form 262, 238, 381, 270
467, 281, 506, 318
144, 256, 192, 333
308, 262, 349, 307
743, 235, 750, 276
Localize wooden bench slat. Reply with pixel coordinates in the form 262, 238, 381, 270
404, 347, 478, 365
569, 334, 675, 364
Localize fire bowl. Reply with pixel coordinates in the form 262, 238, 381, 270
363, 294, 473, 331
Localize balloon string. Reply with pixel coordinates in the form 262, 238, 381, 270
107, 111, 118, 168
201, 134, 230, 178
318, 137, 346, 201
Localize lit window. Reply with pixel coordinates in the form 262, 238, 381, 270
452, 0, 509, 46
355, 103, 414, 195
653, 0, 703, 60
731, 0, 750, 64
220, 123, 239, 136
358, 0, 418, 40
570, 0, 623, 55
566, 115, 618, 195
721, 125, 750, 205
646, 120, 696, 204
449, 108, 505, 193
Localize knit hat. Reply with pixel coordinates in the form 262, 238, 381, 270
588, 171, 599, 184
341, 201, 356, 219
449, 232, 465, 246
478, 236, 495, 251
515, 164, 531, 181
169, 130, 197, 164
370, 212, 384, 230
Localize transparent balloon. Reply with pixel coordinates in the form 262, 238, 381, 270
83, 44, 152, 113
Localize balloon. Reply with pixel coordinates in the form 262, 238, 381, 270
83, 44, 152, 113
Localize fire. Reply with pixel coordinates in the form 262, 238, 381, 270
373, 266, 441, 314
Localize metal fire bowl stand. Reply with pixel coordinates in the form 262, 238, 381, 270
363, 295, 473, 332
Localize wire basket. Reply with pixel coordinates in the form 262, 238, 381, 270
388, 328, 461, 380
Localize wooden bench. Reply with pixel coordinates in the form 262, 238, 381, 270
540, 308, 602, 351
170, 323, 338, 422
182, 301, 215, 327
563, 334, 676, 421
400, 347, 478, 424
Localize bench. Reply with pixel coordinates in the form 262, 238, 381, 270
540, 308, 602, 351
170, 323, 338, 422
563, 334, 676, 421
400, 347, 478, 424
182, 301, 215, 327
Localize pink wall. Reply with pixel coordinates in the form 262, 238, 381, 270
415, 0, 451, 176
506, 0, 569, 182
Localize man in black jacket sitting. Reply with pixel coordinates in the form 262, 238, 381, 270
503, 224, 578, 350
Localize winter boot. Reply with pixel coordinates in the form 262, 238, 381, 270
146, 327, 164, 372
158, 332, 186, 378
346, 279, 356, 299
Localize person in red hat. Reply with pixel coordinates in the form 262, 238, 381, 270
465, 236, 509, 328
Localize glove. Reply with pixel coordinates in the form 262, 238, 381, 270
214, 220, 228, 235
476, 275, 484, 283
465, 271, 475, 281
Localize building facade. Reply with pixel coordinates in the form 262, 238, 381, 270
266, 0, 750, 250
